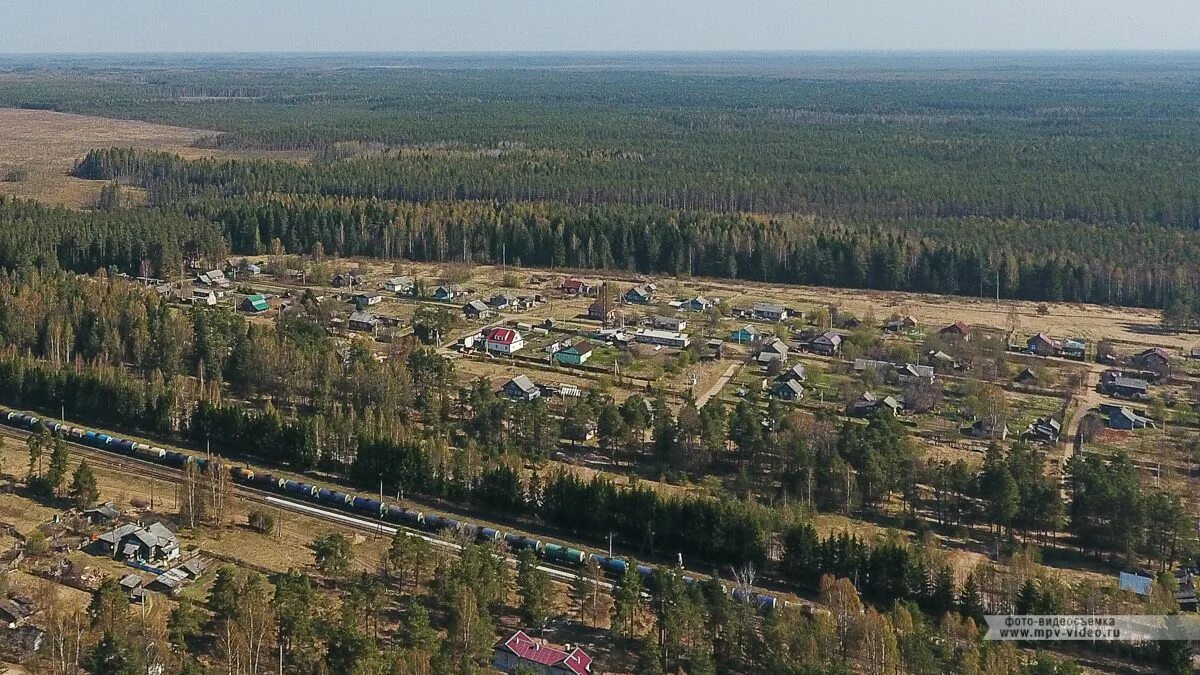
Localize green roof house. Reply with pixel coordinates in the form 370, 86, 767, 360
242, 294, 269, 313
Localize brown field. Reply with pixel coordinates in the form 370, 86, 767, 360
0, 108, 308, 208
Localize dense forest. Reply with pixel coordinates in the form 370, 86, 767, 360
3, 56, 1200, 306
60, 150, 1200, 307
9, 54, 1200, 227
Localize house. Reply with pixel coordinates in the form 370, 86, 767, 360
554, 342, 594, 366
559, 278, 595, 296
1061, 338, 1087, 361
493, 630, 592, 675
963, 418, 1010, 441
939, 321, 971, 341
0, 625, 43, 662
779, 363, 807, 382
752, 303, 789, 322
884, 316, 918, 333
634, 329, 690, 349
1132, 347, 1173, 375
118, 573, 143, 597
772, 379, 805, 401
1027, 333, 1062, 357
191, 288, 218, 306
587, 301, 617, 324
757, 338, 789, 365
353, 293, 383, 310
809, 331, 843, 355
1021, 416, 1062, 444
853, 358, 892, 376
897, 364, 935, 385
347, 312, 381, 333
150, 568, 190, 596
1102, 374, 1150, 400
196, 270, 229, 288
82, 503, 121, 525
96, 522, 179, 564
730, 325, 762, 344
624, 285, 654, 304
1014, 368, 1039, 386
927, 350, 957, 369
848, 392, 900, 417
684, 296, 715, 313
335, 273, 368, 288
0, 599, 31, 630
241, 294, 269, 313
463, 300, 494, 320
705, 339, 725, 359
502, 375, 541, 401
485, 328, 525, 355
153, 283, 174, 300
651, 315, 687, 332
434, 285, 463, 301
1190, 347, 1200, 361
489, 293, 520, 310
1108, 407, 1154, 430
384, 276, 414, 294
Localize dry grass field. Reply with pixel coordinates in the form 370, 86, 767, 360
0, 108, 307, 208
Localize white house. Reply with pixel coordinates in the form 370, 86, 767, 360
485, 327, 525, 355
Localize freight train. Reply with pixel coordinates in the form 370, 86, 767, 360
1, 409, 779, 611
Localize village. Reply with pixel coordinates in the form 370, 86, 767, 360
137, 256, 1200, 495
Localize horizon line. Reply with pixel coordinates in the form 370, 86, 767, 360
2, 48, 1199, 57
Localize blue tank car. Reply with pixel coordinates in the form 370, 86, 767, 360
423, 514, 447, 531
352, 497, 386, 517
590, 554, 628, 576
386, 506, 424, 525
503, 533, 543, 552
754, 594, 778, 611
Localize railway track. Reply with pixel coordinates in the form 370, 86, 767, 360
0, 424, 622, 591
0, 415, 799, 608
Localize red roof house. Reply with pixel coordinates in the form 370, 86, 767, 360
493, 630, 592, 675
485, 327, 525, 354
939, 321, 971, 339
560, 278, 595, 296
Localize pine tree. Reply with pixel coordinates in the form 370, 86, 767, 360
516, 549, 552, 629
70, 460, 100, 508
83, 631, 143, 675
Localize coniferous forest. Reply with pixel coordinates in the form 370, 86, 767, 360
3, 52, 1200, 307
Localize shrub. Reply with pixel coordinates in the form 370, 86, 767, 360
248, 509, 276, 534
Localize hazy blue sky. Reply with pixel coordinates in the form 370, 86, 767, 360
5, 0, 1197, 53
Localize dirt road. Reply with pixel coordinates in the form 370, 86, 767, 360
697, 363, 740, 408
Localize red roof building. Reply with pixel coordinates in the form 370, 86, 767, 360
493, 631, 592, 675
560, 278, 594, 295
940, 321, 971, 339
485, 327, 525, 354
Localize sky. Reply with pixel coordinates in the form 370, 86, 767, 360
4, 0, 1198, 53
